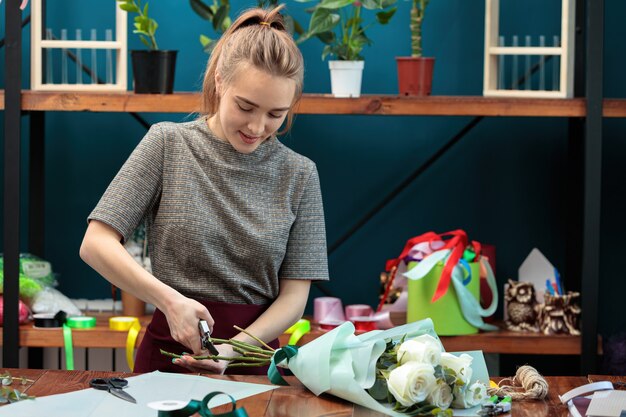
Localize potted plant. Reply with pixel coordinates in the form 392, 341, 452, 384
117, 0, 178, 94
298, 0, 397, 98
396, 0, 433, 96
190, 0, 304, 53
189, 0, 232, 53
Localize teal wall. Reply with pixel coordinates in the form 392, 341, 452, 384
1, 1, 625, 342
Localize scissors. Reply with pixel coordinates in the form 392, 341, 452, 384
90, 377, 137, 404
198, 319, 220, 361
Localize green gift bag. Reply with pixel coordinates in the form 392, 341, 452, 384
404, 248, 498, 336
407, 260, 480, 335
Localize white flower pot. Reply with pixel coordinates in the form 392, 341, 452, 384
328, 60, 364, 98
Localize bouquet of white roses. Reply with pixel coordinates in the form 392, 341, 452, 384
163, 318, 489, 416
368, 333, 488, 416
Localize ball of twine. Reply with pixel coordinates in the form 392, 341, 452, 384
487, 365, 549, 400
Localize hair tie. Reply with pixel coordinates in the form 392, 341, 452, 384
259, 21, 271, 26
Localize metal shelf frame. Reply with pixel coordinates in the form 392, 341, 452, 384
2, 0, 604, 373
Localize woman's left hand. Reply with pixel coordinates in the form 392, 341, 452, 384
172, 343, 237, 374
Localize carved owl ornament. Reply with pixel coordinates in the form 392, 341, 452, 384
505, 279, 539, 332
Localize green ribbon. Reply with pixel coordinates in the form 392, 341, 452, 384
267, 345, 298, 386
158, 392, 248, 417
62, 324, 74, 371
60, 314, 96, 370
284, 319, 311, 345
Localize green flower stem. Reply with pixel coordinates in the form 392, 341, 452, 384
233, 325, 276, 352
1, 376, 35, 384
160, 349, 270, 363
212, 338, 274, 356
226, 362, 268, 368
232, 346, 272, 359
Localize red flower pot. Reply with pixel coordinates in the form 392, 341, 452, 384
396, 57, 435, 96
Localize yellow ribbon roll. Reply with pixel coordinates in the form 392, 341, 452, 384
284, 319, 311, 345
109, 316, 141, 371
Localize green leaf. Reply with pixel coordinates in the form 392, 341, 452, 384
149, 19, 158, 35
318, 0, 354, 10
306, 8, 340, 37
376, 7, 396, 25
316, 31, 335, 45
189, 0, 214, 20
143, 2, 148, 17
118, 3, 140, 13
292, 19, 305, 36
139, 36, 151, 48
200, 36, 216, 53
212, 4, 230, 31
321, 44, 333, 60
360, 0, 382, 10
199, 34, 212, 47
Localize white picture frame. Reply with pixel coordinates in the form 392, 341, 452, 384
30, 0, 127, 91
483, 0, 575, 98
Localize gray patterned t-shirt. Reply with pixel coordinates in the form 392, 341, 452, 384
88, 118, 329, 304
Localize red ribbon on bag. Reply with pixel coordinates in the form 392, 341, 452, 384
384, 230, 477, 304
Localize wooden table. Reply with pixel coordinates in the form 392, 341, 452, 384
0, 313, 594, 355
1, 368, 621, 416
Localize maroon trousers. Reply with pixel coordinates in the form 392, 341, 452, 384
134, 300, 279, 375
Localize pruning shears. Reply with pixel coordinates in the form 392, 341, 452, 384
198, 319, 220, 361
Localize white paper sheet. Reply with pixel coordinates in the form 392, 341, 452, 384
0, 371, 278, 417
586, 390, 626, 417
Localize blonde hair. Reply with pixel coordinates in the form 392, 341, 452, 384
202, 5, 304, 133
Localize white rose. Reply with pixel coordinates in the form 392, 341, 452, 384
467, 382, 488, 406
397, 335, 442, 366
387, 362, 437, 407
426, 379, 453, 410
439, 352, 473, 385
451, 382, 488, 408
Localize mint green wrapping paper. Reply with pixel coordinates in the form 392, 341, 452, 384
280, 319, 490, 417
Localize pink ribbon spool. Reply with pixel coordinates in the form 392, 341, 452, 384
352, 316, 378, 332
314, 297, 345, 324
345, 304, 373, 321
370, 311, 395, 330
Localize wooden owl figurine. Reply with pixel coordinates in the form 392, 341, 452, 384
505, 279, 539, 332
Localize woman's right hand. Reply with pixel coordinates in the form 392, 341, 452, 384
163, 294, 213, 355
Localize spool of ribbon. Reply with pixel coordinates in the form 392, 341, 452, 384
283, 319, 310, 345
351, 316, 378, 332
344, 304, 373, 321
66, 316, 96, 329
33, 311, 67, 328
148, 391, 249, 417
313, 297, 345, 323
109, 316, 141, 371
318, 319, 344, 331
61, 315, 97, 371
370, 311, 395, 330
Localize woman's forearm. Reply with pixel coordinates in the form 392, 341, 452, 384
79, 220, 181, 313
232, 279, 311, 345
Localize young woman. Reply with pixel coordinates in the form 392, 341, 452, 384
80, 5, 329, 374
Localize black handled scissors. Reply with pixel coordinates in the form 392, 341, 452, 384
90, 377, 137, 404
198, 319, 220, 361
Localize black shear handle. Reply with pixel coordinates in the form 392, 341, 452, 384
90, 377, 128, 390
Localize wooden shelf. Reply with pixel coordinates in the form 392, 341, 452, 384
0, 313, 598, 355
0, 314, 150, 349
293, 322, 597, 355
5, 90, 626, 117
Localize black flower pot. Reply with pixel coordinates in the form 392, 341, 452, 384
130, 50, 178, 94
